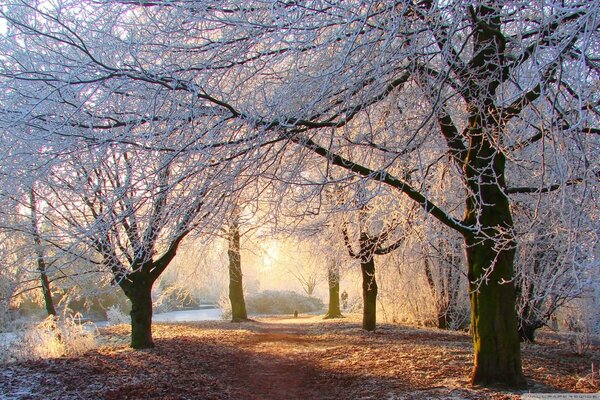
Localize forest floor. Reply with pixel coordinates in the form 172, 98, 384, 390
1, 315, 598, 400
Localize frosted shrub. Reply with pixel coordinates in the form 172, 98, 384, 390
246, 290, 323, 315
217, 292, 232, 321
2, 313, 97, 363
565, 314, 593, 356
106, 305, 130, 325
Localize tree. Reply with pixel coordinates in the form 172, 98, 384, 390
512, 196, 595, 342
33, 145, 226, 348
342, 199, 404, 331
227, 211, 249, 322
324, 259, 344, 319
421, 235, 465, 330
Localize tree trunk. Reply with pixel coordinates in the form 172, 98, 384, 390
466, 235, 524, 387
518, 321, 541, 343
324, 261, 343, 319
437, 311, 449, 330
228, 221, 248, 322
29, 189, 57, 317
361, 259, 377, 331
463, 173, 526, 386
124, 281, 155, 349
39, 268, 57, 317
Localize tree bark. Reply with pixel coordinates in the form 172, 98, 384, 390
466, 233, 524, 387
123, 279, 155, 349
324, 261, 343, 319
463, 144, 526, 386
518, 321, 542, 343
228, 221, 248, 322
361, 258, 377, 331
38, 264, 57, 317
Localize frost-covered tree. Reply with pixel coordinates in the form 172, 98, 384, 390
512, 193, 598, 342
39, 145, 229, 348
342, 187, 404, 331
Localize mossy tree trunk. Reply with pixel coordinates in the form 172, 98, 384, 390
228, 220, 248, 322
462, 101, 525, 386
465, 230, 524, 387
122, 273, 155, 349
324, 261, 343, 319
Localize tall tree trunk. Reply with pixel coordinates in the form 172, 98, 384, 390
228, 221, 248, 322
361, 258, 377, 331
123, 279, 154, 349
465, 232, 524, 386
464, 137, 526, 386
324, 261, 343, 319
29, 189, 57, 317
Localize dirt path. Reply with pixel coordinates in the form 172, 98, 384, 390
222, 319, 345, 399
1, 316, 598, 399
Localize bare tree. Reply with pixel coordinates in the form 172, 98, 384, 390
421, 236, 465, 330
342, 200, 404, 331
36, 145, 229, 348
513, 197, 595, 342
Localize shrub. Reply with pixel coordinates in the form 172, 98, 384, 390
246, 290, 323, 315
106, 305, 130, 325
0, 313, 97, 364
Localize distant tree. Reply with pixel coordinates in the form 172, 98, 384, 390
343, 201, 403, 331
323, 259, 344, 319
288, 265, 319, 297
421, 237, 465, 330
227, 210, 249, 322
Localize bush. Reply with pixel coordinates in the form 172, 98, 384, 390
106, 305, 130, 325
1, 313, 97, 364
246, 290, 323, 315
153, 285, 201, 313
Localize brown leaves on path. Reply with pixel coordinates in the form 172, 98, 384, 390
1, 315, 597, 399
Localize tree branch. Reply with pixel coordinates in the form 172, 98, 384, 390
291, 134, 471, 235
507, 177, 586, 194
